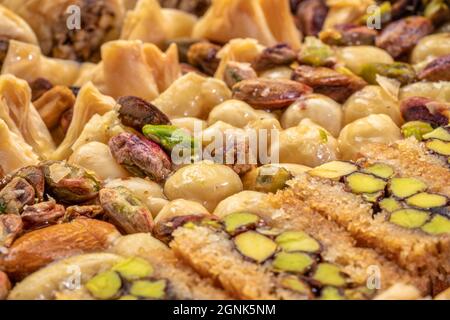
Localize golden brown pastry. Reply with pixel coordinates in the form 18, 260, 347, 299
193, 0, 301, 49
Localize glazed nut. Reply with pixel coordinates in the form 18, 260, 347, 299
292, 65, 367, 103
418, 54, 450, 82
0, 271, 11, 300
0, 177, 35, 215
117, 96, 171, 132
28, 78, 53, 101
0, 214, 23, 248
375, 16, 433, 58
400, 97, 449, 127
0, 218, 120, 280
424, 0, 450, 26
223, 62, 257, 89
21, 200, 66, 231
294, 0, 328, 36
62, 205, 104, 222
187, 41, 221, 76
232, 79, 312, 110
99, 187, 154, 234
320, 24, 377, 46
345, 173, 387, 194
1, 165, 45, 202
109, 133, 172, 182
251, 44, 297, 71
0, 39, 9, 68
42, 161, 101, 204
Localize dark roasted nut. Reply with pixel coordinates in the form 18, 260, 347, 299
0, 214, 23, 248
21, 201, 66, 231
223, 62, 258, 89
0, 271, 11, 300
59, 107, 74, 134
252, 44, 297, 71
29, 78, 54, 101
163, 38, 201, 63
391, 0, 420, 19
418, 54, 450, 81
424, 0, 450, 26
400, 97, 450, 127
33, 86, 76, 131
292, 65, 367, 103
0, 38, 9, 68
187, 42, 221, 76
63, 205, 104, 222
294, 0, 328, 36
109, 133, 172, 182
42, 161, 101, 204
118, 96, 171, 131
360, 62, 416, 85
50, 0, 120, 62
180, 63, 207, 76
0, 177, 35, 215
1, 166, 45, 202
159, 0, 211, 16
0, 218, 120, 280
232, 79, 312, 110
321, 24, 378, 46
375, 16, 433, 59
99, 187, 154, 234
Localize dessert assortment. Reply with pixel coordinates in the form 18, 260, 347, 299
0, 0, 449, 300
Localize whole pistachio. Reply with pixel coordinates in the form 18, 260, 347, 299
0, 177, 35, 215
360, 62, 416, 85
252, 44, 297, 71
223, 62, 258, 89
118, 96, 171, 132
99, 187, 154, 234
21, 200, 66, 231
41, 161, 101, 204
187, 41, 221, 76
418, 54, 450, 81
232, 79, 313, 110
109, 133, 172, 182
1, 166, 45, 202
